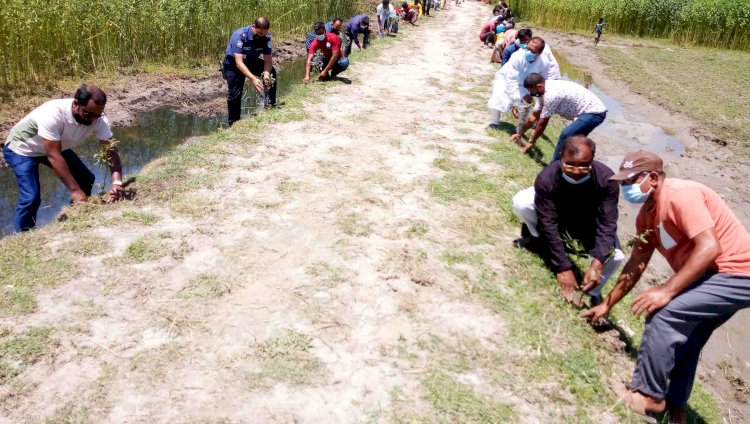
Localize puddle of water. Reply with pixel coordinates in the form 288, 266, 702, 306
553, 50, 685, 160
0, 58, 307, 237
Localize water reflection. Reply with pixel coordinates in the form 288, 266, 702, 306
553, 50, 685, 158
0, 58, 308, 237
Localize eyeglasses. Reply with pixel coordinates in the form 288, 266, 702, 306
561, 162, 592, 174
620, 171, 649, 186
80, 109, 104, 120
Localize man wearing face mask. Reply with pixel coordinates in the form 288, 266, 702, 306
488, 36, 560, 131
304, 21, 349, 84
305, 18, 344, 52
582, 151, 750, 423
512, 73, 607, 159
223, 17, 277, 126
512, 135, 624, 306
2, 84, 124, 232
376, 0, 397, 37
344, 15, 371, 57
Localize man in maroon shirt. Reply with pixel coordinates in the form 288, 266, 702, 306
304, 21, 350, 84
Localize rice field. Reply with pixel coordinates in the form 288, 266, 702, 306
0, 0, 360, 89
507, 0, 750, 51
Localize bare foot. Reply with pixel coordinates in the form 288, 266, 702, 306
622, 391, 666, 423
667, 406, 687, 424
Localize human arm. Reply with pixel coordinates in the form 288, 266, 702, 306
42, 138, 88, 202
304, 53, 314, 84
581, 235, 656, 321
234, 54, 263, 93
99, 139, 124, 201
582, 177, 620, 292
629, 188, 723, 316
263, 53, 273, 74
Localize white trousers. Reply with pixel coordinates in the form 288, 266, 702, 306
511, 187, 625, 296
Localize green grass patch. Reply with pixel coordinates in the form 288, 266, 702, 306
0, 287, 37, 318
120, 210, 159, 225
249, 330, 322, 388
305, 261, 348, 287
69, 235, 112, 257
421, 371, 517, 423
0, 232, 74, 289
0, 327, 58, 384
596, 43, 750, 154
177, 274, 230, 299
406, 221, 430, 239
123, 234, 166, 263
338, 211, 374, 237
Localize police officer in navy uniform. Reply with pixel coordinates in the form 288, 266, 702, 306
222, 17, 277, 126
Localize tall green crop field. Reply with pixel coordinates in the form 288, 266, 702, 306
0, 0, 359, 89
507, 0, 750, 51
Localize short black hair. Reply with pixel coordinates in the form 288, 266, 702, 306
523, 73, 546, 88
402, 1, 408, 7
361, 16, 370, 25
529, 36, 546, 51
562, 135, 597, 157
314, 21, 325, 32
333, 17, 343, 24
255, 17, 270, 29
74, 84, 107, 106
518, 28, 533, 39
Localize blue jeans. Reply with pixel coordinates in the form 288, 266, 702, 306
313, 56, 350, 77
551, 112, 607, 161
3, 144, 94, 232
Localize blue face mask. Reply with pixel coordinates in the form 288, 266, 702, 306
561, 172, 591, 185
317, 34, 326, 41
514, 39, 527, 49
622, 182, 653, 204
524, 50, 538, 62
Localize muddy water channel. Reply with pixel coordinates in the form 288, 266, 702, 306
0, 59, 307, 237
554, 51, 685, 161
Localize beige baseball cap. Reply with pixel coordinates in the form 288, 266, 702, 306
610, 150, 664, 181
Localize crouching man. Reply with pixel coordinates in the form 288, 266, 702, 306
582, 151, 750, 423
512, 135, 624, 306
3, 84, 124, 232
304, 21, 349, 84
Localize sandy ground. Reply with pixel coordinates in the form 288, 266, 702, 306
1, 2, 749, 423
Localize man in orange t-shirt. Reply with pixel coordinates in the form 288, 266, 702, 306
582, 151, 750, 423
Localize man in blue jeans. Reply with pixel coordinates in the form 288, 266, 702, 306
511, 73, 607, 161
3, 84, 124, 232
304, 21, 350, 84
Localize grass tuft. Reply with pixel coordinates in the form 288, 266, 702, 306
249, 330, 321, 388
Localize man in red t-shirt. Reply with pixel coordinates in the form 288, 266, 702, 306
304, 21, 349, 84
582, 151, 750, 423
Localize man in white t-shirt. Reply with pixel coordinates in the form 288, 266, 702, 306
376, 0, 397, 37
2, 84, 124, 232
512, 74, 607, 161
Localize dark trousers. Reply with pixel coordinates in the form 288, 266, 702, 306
423, 0, 431, 15
344, 29, 371, 57
631, 273, 750, 407
3, 144, 94, 232
552, 112, 607, 161
222, 56, 277, 126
